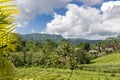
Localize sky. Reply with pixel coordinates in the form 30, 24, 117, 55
14, 0, 120, 40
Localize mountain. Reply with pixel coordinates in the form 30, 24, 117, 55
105, 35, 120, 41
67, 38, 102, 44
21, 33, 63, 43
21, 33, 102, 44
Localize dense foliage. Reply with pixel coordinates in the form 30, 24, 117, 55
0, 0, 18, 79
8, 38, 91, 69
7, 33, 120, 70
0, 0, 120, 80
13, 52, 120, 80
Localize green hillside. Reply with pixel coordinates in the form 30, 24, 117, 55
92, 52, 120, 64
21, 33, 63, 43
67, 38, 102, 44
13, 52, 120, 80
79, 52, 120, 73
21, 33, 102, 44
105, 35, 120, 41
15, 67, 120, 80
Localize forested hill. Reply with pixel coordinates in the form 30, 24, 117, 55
21, 33, 63, 43
105, 35, 120, 41
67, 38, 102, 44
21, 33, 102, 44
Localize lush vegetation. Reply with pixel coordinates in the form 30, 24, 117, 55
7, 38, 91, 69
5, 33, 120, 79
14, 67, 120, 80
1, 0, 120, 80
14, 52, 120, 80
0, 0, 18, 79
21, 33, 102, 44
92, 52, 120, 64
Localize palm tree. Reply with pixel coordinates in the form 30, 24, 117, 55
0, 0, 18, 79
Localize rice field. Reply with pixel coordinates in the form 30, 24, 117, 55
14, 67, 120, 80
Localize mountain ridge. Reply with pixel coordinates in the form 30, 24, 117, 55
21, 33, 103, 44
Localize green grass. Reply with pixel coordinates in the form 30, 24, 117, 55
92, 52, 120, 64
79, 52, 120, 73
14, 67, 120, 80
0, 57, 15, 80
2, 52, 120, 80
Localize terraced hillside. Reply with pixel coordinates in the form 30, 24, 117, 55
13, 52, 120, 80
92, 52, 120, 64
80, 52, 120, 73
15, 67, 120, 80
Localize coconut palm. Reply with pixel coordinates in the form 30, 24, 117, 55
0, 0, 18, 79
0, 0, 18, 52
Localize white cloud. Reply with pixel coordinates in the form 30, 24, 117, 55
91, 18, 120, 36
16, 22, 28, 27
79, 0, 104, 6
14, 0, 71, 27
45, 4, 102, 38
45, 1, 120, 40
101, 1, 120, 12
32, 29, 35, 33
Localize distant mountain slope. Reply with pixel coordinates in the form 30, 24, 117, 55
21, 33, 102, 44
21, 33, 63, 43
67, 38, 102, 44
105, 35, 120, 41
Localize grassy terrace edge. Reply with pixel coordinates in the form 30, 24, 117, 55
14, 67, 120, 80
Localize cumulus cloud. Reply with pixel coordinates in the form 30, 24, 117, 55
91, 18, 120, 36
45, 1, 120, 40
46, 4, 101, 37
101, 1, 120, 12
78, 0, 104, 6
14, 0, 71, 27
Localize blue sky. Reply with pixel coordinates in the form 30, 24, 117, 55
14, 0, 120, 40
16, 14, 53, 34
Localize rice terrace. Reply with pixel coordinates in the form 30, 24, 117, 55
0, 0, 120, 80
